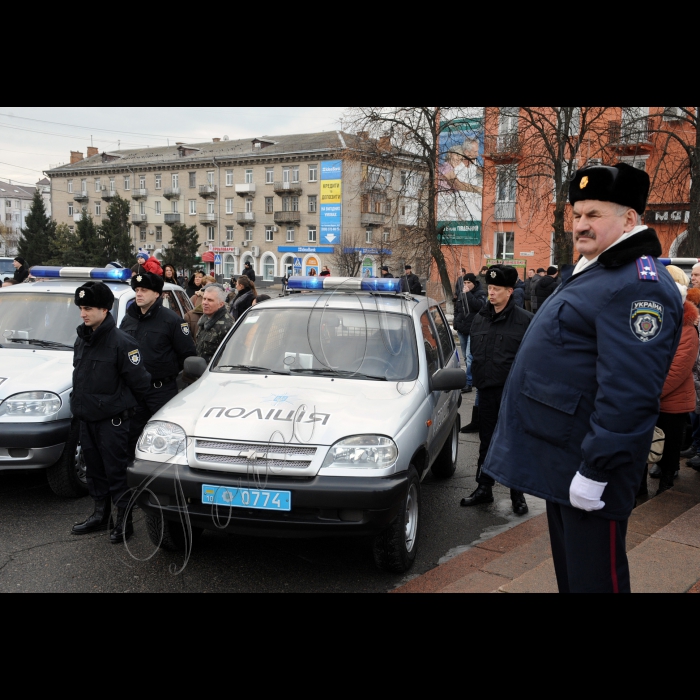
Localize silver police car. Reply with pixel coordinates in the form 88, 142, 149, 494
0, 266, 193, 497
129, 276, 465, 572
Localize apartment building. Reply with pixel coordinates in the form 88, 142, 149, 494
0, 179, 34, 256
46, 132, 416, 280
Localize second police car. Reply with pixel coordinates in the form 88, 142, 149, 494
129, 276, 466, 572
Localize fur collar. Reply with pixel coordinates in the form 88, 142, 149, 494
597, 228, 662, 268
683, 300, 699, 327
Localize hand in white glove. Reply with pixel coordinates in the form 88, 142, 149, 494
569, 472, 607, 512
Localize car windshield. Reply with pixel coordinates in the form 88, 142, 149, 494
0, 260, 15, 277
212, 307, 419, 381
0, 292, 82, 348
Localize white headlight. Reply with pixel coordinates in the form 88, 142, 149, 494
138, 421, 186, 456
0, 392, 62, 417
322, 435, 398, 469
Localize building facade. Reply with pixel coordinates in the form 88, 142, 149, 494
46, 133, 416, 280
0, 180, 34, 256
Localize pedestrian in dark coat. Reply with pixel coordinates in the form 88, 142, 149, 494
476, 265, 489, 291
534, 266, 560, 309
529, 268, 546, 312
482, 163, 684, 593
242, 261, 256, 283
12, 256, 29, 283
453, 273, 486, 395
185, 270, 205, 298
230, 275, 257, 321
70, 281, 152, 544
460, 265, 533, 516
196, 284, 234, 363
120, 272, 196, 457
513, 278, 525, 308
523, 269, 536, 311
399, 264, 422, 295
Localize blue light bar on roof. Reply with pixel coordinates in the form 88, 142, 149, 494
30, 266, 133, 283
287, 276, 403, 293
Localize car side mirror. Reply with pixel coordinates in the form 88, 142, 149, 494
184, 356, 208, 379
430, 368, 466, 393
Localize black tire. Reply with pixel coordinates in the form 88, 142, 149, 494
431, 415, 459, 479
373, 466, 420, 573
46, 419, 88, 498
145, 511, 204, 552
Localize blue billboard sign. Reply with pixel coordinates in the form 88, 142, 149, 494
320, 160, 342, 245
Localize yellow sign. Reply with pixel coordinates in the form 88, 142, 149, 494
320, 180, 342, 204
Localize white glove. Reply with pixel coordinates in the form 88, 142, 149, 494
569, 472, 607, 512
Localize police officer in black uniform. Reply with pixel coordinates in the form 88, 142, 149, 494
120, 272, 196, 457
71, 281, 152, 543
400, 264, 422, 295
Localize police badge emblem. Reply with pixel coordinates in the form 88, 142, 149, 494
580, 176, 589, 189
79, 291, 85, 298
128, 349, 141, 365
490, 271, 497, 278
630, 300, 663, 342
181, 323, 190, 336
136, 275, 142, 283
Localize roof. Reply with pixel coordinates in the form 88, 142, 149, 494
0, 180, 34, 199
45, 132, 355, 175
258, 290, 422, 315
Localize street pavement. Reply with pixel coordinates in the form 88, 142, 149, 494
0, 393, 544, 593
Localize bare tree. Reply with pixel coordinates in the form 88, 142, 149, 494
331, 231, 365, 277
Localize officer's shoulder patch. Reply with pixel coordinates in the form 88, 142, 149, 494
128, 349, 141, 365
181, 323, 190, 336
630, 300, 664, 343
636, 256, 659, 282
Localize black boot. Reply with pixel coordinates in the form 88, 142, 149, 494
460, 406, 480, 433
110, 507, 134, 544
460, 484, 494, 507
511, 490, 528, 515
72, 499, 110, 535
649, 464, 661, 478
656, 471, 675, 497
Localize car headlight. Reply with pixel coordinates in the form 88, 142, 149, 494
137, 421, 187, 456
321, 435, 398, 469
0, 392, 62, 417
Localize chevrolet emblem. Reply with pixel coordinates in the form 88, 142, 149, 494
580, 176, 589, 189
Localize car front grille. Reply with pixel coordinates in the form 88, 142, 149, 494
192, 439, 318, 472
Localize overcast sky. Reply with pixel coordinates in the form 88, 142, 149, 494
0, 107, 347, 187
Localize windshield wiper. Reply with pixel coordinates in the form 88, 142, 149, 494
216, 364, 286, 375
289, 368, 388, 381
7, 338, 73, 349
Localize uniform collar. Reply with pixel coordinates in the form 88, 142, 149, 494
573, 225, 661, 275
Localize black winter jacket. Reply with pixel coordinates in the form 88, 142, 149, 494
513, 279, 525, 308
120, 298, 196, 380
535, 274, 559, 308
230, 290, 255, 321
71, 313, 152, 422
470, 297, 533, 390
453, 281, 487, 336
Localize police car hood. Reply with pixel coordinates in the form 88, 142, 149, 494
0, 348, 73, 399
154, 373, 426, 446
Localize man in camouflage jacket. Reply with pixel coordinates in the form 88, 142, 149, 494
195, 284, 234, 364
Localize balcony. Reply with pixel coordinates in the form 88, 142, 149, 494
361, 179, 388, 193
164, 213, 181, 225
273, 181, 303, 196
73, 190, 89, 202
361, 212, 386, 227
235, 183, 257, 197
199, 184, 217, 198
132, 213, 148, 225
163, 187, 181, 199
236, 212, 256, 226
494, 201, 516, 221
101, 187, 117, 201
199, 212, 218, 224
274, 210, 301, 224
131, 188, 148, 200
608, 118, 653, 154
484, 133, 521, 161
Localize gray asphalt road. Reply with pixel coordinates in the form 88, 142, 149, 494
0, 394, 544, 593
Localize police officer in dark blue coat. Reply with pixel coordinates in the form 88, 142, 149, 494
482, 163, 683, 593
120, 272, 196, 457
70, 281, 152, 543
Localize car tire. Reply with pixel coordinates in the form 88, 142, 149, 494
46, 419, 88, 498
372, 465, 420, 573
430, 415, 460, 479
145, 511, 204, 552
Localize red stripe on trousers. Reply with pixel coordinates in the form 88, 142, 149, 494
610, 520, 619, 594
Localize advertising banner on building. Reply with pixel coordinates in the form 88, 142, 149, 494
437, 118, 483, 245
320, 160, 342, 245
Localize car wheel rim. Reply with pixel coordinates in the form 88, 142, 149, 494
75, 443, 87, 485
404, 483, 418, 553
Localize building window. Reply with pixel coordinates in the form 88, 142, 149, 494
309, 165, 318, 182
366, 228, 373, 244
245, 228, 253, 242
207, 171, 215, 185
226, 170, 233, 186
189, 172, 196, 188
308, 227, 317, 243
266, 226, 274, 242
140, 229, 147, 241
226, 198, 234, 214
282, 196, 291, 212
156, 226, 162, 241
207, 200, 215, 215
171, 200, 179, 214
286, 228, 294, 242
292, 196, 299, 212
109, 178, 115, 192
81, 179, 87, 192
264, 259, 274, 282
172, 173, 179, 188
139, 176, 146, 189
155, 174, 162, 189
226, 226, 234, 241
283, 167, 290, 183
266, 168, 274, 184
245, 198, 253, 213
495, 231, 515, 259
68, 203, 74, 216
308, 195, 317, 213
124, 176, 130, 191
155, 201, 161, 215
496, 165, 517, 202
189, 200, 197, 215
207, 227, 215, 242
139, 201, 146, 215
69, 226, 74, 233
245, 169, 253, 184
292, 166, 300, 183
95, 178, 101, 192
265, 197, 274, 214
383, 230, 390, 243
67, 180, 73, 193
95, 202, 101, 216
